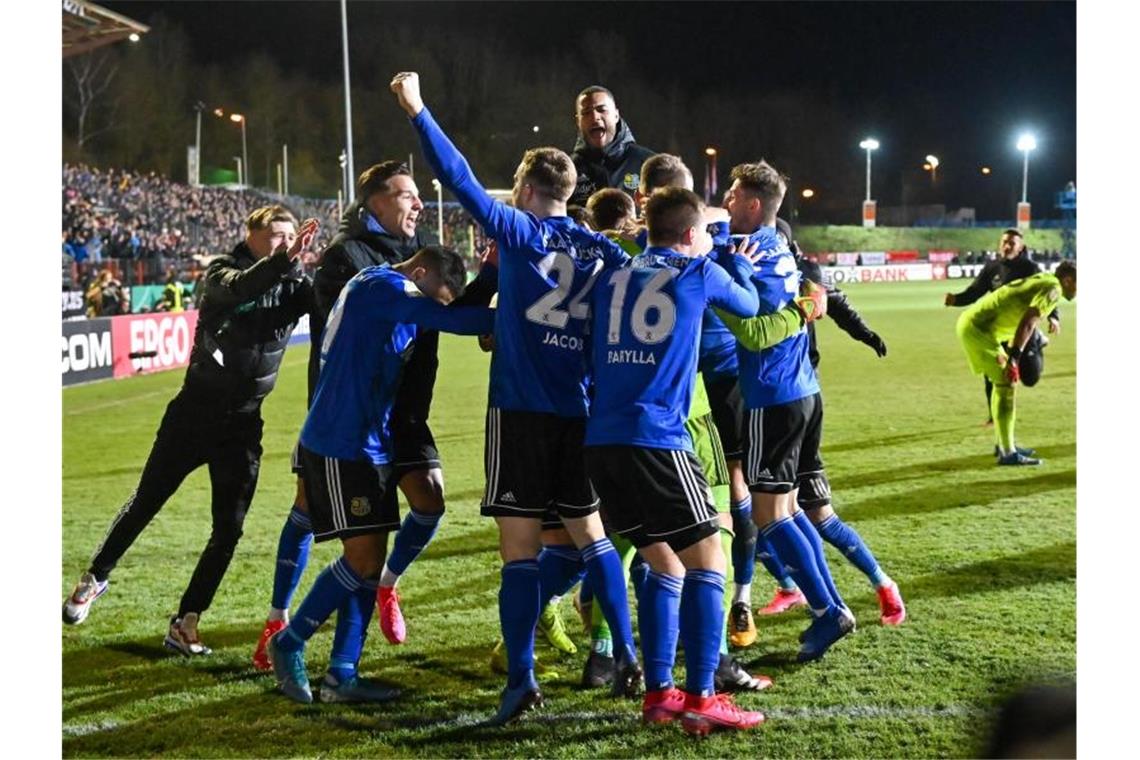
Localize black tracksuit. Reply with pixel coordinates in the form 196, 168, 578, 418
89, 242, 312, 617
797, 254, 886, 368
568, 119, 656, 207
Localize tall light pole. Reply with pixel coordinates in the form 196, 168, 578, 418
859, 137, 879, 227
282, 143, 289, 195
1016, 133, 1036, 229
431, 178, 444, 244
703, 147, 717, 204
230, 113, 248, 188
925, 154, 939, 185
233, 156, 243, 186
339, 0, 356, 202
192, 101, 205, 186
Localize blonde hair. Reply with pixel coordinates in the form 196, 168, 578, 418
245, 205, 298, 232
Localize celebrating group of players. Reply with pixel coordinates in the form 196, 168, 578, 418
63, 72, 1074, 736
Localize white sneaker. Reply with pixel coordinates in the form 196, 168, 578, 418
63, 572, 109, 625
164, 612, 212, 656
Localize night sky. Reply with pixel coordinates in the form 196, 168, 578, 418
100, 1, 1076, 219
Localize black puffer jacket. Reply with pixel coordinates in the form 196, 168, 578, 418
183, 241, 312, 412
569, 119, 655, 206
950, 251, 1059, 322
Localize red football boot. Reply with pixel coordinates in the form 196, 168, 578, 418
377, 586, 407, 644
756, 587, 808, 616
252, 619, 287, 671
680, 692, 765, 736
876, 581, 907, 626
642, 687, 686, 725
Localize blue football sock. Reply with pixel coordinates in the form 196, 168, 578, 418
271, 507, 313, 612
756, 534, 798, 590
384, 508, 443, 578
762, 516, 837, 615
277, 557, 363, 652
499, 559, 540, 689
581, 538, 637, 666
793, 509, 845, 608
816, 514, 886, 586
328, 576, 378, 683
680, 569, 725, 697
629, 553, 650, 600
730, 498, 757, 585
538, 544, 585, 607
638, 571, 682, 692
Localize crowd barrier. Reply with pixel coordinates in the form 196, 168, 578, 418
62, 312, 310, 387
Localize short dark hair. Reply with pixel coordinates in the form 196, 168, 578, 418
566, 204, 590, 227
515, 147, 577, 203
639, 154, 692, 195
586, 188, 636, 232
730, 160, 788, 224
576, 85, 615, 109
410, 245, 468, 299
357, 161, 411, 200
1054, 260, 1076, 281
645, 187, 704, 247
1002, 228, 1024, 240
245, 204, 298, 231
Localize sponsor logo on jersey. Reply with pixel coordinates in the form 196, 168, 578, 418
350, 496, 372, 516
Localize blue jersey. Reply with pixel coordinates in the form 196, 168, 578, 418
585, 246, 758, 451
640, 222, 740, 379
301, 266, 494, 464
411, 107, 629, 417
735, 225, 819, 408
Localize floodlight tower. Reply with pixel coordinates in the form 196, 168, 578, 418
859, 138, 879, 227
1016, 133, 1036, 229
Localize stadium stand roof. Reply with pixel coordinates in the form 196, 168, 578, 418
63, 0, 149, 59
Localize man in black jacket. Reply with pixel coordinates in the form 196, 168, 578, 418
253, 162, 497, 670
64, 206, 319, 657
944, 228, 1060, 422
568, 86, 656, 207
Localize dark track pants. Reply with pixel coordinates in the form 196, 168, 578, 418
88, 392, 263, 617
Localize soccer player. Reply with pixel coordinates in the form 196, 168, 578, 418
945, 228, 1061, 432
719, 160, 854, 661
956, 262, 1076, 466
267, 245, 495, 704
63, 208, 319, 656
585, 186, 812, 733
750, 219, 905, 626
252, 162, 497, 671
391, 71, 642, 725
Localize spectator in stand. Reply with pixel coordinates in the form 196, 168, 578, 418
84, 269, 127, 317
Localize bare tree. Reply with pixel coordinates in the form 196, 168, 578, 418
65, 49, 119, 158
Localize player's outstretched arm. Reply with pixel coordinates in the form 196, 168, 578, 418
714, 306, 805, 352
390, 72, 531, 249
402, 297, 496, 337
827, 287, 887, 357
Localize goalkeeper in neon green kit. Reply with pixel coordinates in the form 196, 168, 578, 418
956, 261, 1076, 465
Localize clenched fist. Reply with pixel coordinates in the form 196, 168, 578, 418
390, 71, 425, 117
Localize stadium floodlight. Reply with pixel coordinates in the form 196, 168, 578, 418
432, 178, 444, 244
802, 188, 815, 199
1017, 133, 1037, 203
859, 138, 879, 201
128, 33, 140, 43
532, 125, 540, 133
981, 166, 992, 175
925, 154, 939, 184
705, 147, 717, 156
230, 114, 249, 188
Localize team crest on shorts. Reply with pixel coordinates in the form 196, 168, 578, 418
350, 496, 372, 516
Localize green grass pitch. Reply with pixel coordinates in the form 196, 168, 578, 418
62, 280, 1075, 758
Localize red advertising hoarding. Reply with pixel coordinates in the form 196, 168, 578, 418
110, 311, 199, 379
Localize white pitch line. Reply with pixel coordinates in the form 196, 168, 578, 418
62, 704, 982, 739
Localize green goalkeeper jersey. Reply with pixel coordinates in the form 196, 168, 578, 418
963, 272, 1062, 342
